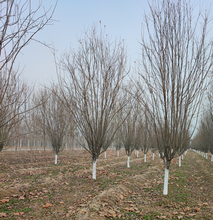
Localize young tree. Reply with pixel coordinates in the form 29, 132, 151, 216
59, 24, 129, 179
34, 87, 71, 164
139, 110, 150, 163
137, 0, 213, 195
120, 97, 139, 168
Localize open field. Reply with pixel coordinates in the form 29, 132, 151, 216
0, 149, 212, 220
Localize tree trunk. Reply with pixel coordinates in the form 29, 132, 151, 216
15, 140, 18, 160
182, 154, 183, 160
117, 150, 119, 157
163, 166, 169, 195
127, 156, 130, 168
104, 151, 106, 158
211, 154, 213, 162
30, 138, 33, 163
136, 150, 139, 158
44, 134, 46, 153
144, 154, 146, 162
92, 160, 97, 179
55, 154, 58, 164
179, 156, 181, 167
20, 139, 22, 152
205, 153, 207, 159
153, 152, 155, 160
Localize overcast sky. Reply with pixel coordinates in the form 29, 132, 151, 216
15, 0, 212, 87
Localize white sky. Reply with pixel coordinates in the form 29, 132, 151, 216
15, 0, 212, 87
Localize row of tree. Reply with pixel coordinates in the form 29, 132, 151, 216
1, 0, 213, 195
191, 90, 213, 162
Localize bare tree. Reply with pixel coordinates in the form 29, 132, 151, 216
137, 0, 213, 195
0, 0, 56, 152
0, 71, 29, 152
114, 137, 122, 157
119, 96, 139, 168
34, 86, 71, 164
59, 24, 129, 179
194, 89, 213, 161
0, 0, 56, 71
139, 110, 151, 163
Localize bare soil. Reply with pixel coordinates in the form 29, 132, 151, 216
0, 149, 212, 219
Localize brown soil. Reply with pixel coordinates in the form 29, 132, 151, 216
0, 149, 212, 219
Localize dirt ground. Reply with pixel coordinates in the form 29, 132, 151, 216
0, 149, 212, 220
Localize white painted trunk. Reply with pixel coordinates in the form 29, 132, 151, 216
179, 156, 181, 167
185, 151, 186, 155
205, 153, 207, 159
159, 153, 160, 158
127, 156, 130, 168
117, 150, 119, 157
163, 167, 169, 195
211, 154, 213, 162
104, 151, 106, 158
153, 153, 155, 160
182, 155, 183, 160
92, 160, 97, 179
144, 154, 146, 162
55, 154, 58, 164
137, 150, 139, 158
